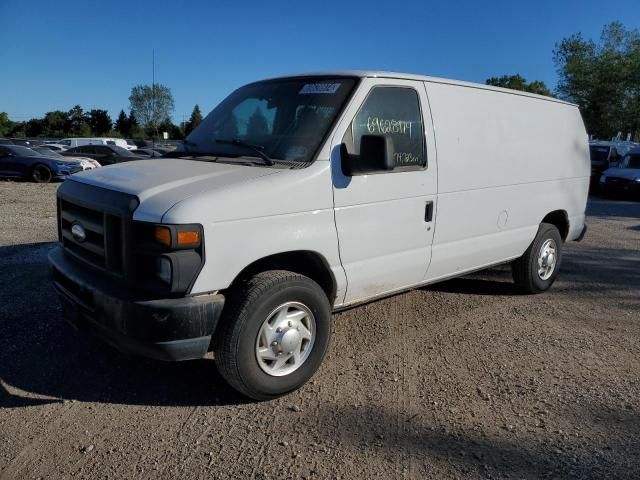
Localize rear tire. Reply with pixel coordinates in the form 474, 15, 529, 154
512, 223, 563, 294
31, 164, 53, 183
214, 270, 331, 400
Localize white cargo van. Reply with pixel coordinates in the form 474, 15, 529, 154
49, 71, 589, 399
56, 137, 135, 150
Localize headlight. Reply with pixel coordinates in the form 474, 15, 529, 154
600, 175, 607, 183
135, 222, 204, 294
56, 162, 67, 167
156, 256, 172, 284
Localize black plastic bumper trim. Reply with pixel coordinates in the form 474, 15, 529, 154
49, 246, 224, 361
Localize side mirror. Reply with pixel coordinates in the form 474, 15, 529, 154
341, 135, 395, 176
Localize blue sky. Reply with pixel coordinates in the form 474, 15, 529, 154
1, 0, 638, 124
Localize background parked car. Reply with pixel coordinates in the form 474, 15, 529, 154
599, 147, 640, 198
0, 145, 82, 183
53, 137, 136, 151
588, 140, 636, 188
40, 143, 69, 152
32, 146, 101, 170
62, 145, 144, 165
131, 148, 165, 158
0, 138, 41, 147
151, 147, 172, 155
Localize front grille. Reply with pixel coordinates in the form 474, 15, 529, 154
59, 199, 125, 275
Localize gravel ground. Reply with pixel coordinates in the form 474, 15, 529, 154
0, 181, 639, 480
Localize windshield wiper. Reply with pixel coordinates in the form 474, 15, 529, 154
215, 139, 275, 166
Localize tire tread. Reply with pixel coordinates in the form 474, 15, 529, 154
512, 222, 562, 294
214, 270, 326, 399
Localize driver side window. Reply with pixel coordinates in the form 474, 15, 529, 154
343, 86, 426, 170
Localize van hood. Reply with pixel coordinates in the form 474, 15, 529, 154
70, 158, 281, 221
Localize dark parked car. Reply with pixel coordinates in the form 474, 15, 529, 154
0, 145, 82, 183
131, 148, 165, 158
151, 147, 172, 155
62, 145, 143, 165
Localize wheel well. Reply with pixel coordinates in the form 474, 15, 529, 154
230, 251, 337, 304
541, 210, 569, 241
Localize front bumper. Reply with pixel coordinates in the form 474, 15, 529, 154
49, 246, 224, 361
55, 166, 84, 177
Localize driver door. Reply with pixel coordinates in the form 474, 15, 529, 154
330, 78, 438, 305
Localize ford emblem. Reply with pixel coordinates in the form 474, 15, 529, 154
71, 223, 87, 242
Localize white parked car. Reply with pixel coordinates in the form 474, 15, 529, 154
49, 71, 589, 400
32, 146, 101, 170
599, 147, 640, 197
41, 143, 69, 152
54, 137, 136, 151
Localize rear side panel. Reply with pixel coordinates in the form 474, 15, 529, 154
424, 81, 589, 281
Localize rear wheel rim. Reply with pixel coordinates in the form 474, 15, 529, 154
33, 165, 51, 183
537, 238, 557, 280
255, 301, 316, 377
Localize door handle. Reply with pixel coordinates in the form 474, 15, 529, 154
424, 201, 434, 223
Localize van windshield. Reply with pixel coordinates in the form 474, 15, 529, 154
184, 77, 357, 164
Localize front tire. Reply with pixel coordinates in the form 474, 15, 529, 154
214, 270, 331, 400
512, 223, 563, 294
31, 164, 53, 183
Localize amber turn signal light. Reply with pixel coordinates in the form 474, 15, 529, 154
177, 230, 200, 245
154, 226, 172, 247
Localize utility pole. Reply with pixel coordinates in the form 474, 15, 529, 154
152, 49, 156, 145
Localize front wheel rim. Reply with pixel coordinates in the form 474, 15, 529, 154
255, 301, 316, 377
33, 166, 51, 182
537, 238, 557, 280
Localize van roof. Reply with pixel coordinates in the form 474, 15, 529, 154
266, 70, 577, 107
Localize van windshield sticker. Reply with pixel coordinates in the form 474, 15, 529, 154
299, 83, 341, 95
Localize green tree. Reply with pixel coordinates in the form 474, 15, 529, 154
0, 112, 14, 137
554, 21, 640, 139
10, 122, 26, 138
129, 84, 175, 136
486, 74, 553, 97
158, 118, 183, 140
88, 109, 112, 136
184, 104, 203, 136
114, 110, 130, 137
25, 118, 45, 137
42, 110, 69, 137
67, 105, 92, 136
128, 112, 144, 139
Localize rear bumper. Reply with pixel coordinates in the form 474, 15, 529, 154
48, 246, 225, 361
